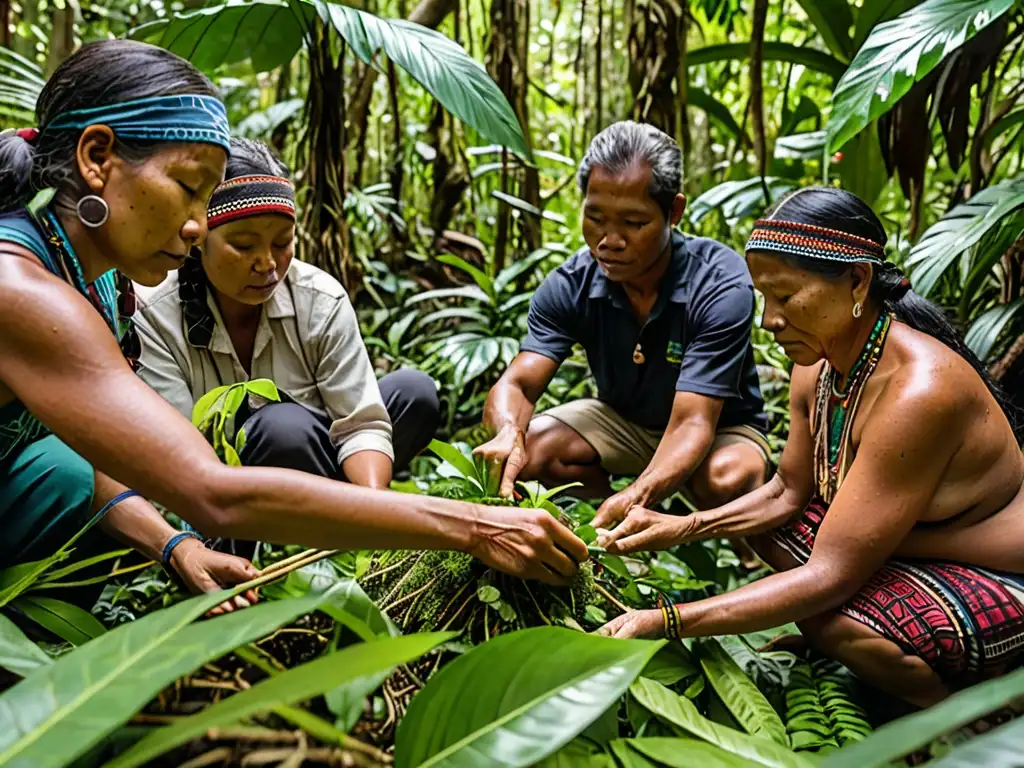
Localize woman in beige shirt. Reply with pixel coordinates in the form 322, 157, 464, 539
135, 139, 439, 512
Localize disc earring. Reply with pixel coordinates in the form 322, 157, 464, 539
77, 195, 109, 228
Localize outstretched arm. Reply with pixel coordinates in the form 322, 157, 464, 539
0, 255, 587, 585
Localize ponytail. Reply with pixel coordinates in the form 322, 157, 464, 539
0, 130, 37, 213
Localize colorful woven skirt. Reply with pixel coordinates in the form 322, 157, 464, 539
771, 498, 1024, 686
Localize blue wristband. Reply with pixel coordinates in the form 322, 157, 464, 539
92, 489, 141, 523
162, 531, 203, 566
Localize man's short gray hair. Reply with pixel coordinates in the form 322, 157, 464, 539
577, 121, 682, 216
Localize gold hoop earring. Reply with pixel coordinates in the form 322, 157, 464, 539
852, 302, 863, 318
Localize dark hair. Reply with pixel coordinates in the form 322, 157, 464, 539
224, 137, 290, 180
766, 186, 1022, 441
0, 39, 218, 213
180, 138, 292, 348
577, 121, 682, 217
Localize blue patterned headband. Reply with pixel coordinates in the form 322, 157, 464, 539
43, 94, 230, 151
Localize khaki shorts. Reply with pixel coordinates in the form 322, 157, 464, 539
538, 398, 772, 477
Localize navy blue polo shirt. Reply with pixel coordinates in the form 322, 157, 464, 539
522, 232, 767, 432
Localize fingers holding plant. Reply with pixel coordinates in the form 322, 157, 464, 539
473, 424, 528, 498
597, 506, 698, 554
169, 537, 260, 615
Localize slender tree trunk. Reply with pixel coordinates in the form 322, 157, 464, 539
750, 0, 769, 201
45, 0, 78, 76
0, 0, 11, 48
627, 0, 683, 135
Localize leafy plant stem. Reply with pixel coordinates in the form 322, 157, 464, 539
595, 583, 630, 615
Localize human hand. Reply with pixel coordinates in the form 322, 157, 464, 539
468, 504, 589, 586
473, 424, 528, 497
169, 538, 260, 615
596, 608, 666, 639
592, 487, 644, 529
596, 506, 698, 554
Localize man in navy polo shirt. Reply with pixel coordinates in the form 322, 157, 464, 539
475, 121, 770, 531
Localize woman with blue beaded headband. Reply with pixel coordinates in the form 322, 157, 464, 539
0, 40, 587, 611
596, 186, 1024, 707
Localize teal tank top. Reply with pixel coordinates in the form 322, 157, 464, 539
0, 209, 120, 466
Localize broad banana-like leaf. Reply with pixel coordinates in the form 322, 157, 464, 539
132, 0, 529, 159
394, 627, 665, 768
688, 42, 846, 80
538, 737, 616, 767
629, 678, 813, 768
775, 131, 826, 161
697, 638, 789, 746
10, 595, 107, 646
0, 586, 346, 768
924, 715, 1024, 766
688, 178, 797, 225
437, 253, 495, 300
0, 614, 51, 678
104, 632, 455, 768
906, 177, 1024, 298
689, 88, 744, 141
826, 0, 1015, 152
965, 298, 1024, 361
617, 736, 771, 767
823, 667, 1024, 768
795, 0, 855, 60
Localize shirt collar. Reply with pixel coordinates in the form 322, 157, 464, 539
588, 231, 689, 303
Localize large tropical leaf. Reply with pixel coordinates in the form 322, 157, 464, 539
0, 614, 51, 678
697, 638, 788, 746
105, 632, 454, 768
924, 715, 1024, 766
826, 0, 1015, 152
10, 596, 107, 647
394, 627, 665, 768
615, 736, 768, 767
688, 42, 847, 80
689, 88, 745, 141
629, 678, 813, 768
0, 47, 44, 121
905, 177, 1024, 297
0, 587, 346, 768
852, 0, 921, 51
795, 0, 855, 60
132, 0, 529, 158
823, 667, 1024, 768
965, 298, 1024, 361
688, 178, 797, 225
774, 131, 827, 161
431, 332, 519, 389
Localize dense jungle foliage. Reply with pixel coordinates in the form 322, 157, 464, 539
4, 0, 1024, 765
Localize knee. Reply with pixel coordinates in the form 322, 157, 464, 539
522, 416, 595, 478
391, 369, 441, 423
42, 450, 95, 516
243, 402, 323, 463
694, 449, 766, 507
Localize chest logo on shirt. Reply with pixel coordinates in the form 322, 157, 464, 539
666, 340, 684, 365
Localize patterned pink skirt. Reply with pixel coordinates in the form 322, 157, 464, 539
771, 499, 1024, 686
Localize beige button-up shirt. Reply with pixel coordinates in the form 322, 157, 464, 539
134, 259, 394, 464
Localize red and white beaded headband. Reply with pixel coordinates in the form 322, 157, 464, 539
207, 174, 295, 230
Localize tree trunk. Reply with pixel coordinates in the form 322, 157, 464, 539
750, 0, 769, 201
627, 0, 684, 136
45, 0, 78, 77
297, 23, 353, 289
0, 0, 11, 48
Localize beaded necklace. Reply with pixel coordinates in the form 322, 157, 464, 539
814, 312, 892, 501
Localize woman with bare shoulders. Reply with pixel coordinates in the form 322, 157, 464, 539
596, 186, 1024, 707
0, 40, 586, 604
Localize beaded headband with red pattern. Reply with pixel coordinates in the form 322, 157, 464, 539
745, 218, 885, 264
207, 174, 295, 230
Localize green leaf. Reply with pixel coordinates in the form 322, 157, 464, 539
825, 0, 1015, 152
134, 0, 530, 158
832, 126, 888, 206
104, 632, 454, 768
795, 0, 855, 60
698, 638, 789, 746
494, 248, 553, 294
0, 555, 70, 607
852, 0, 921, 51
689, 178, 798, 225
437, 253, 495, 299
428, 439, 481, 486
641, 641, 699, 687
965, 298, 1024, 361
823, 667, 1024, 768
0, 614, 52, 678
406, 285, 491, 306
538, 738, 616, 767
10, 596, 106, 646
620, 737, 767, 767
688, 42, 847, 80
689, 88, 744, 141
0, 587, 342, 768
906, 177, 1024, 297
923, 715, 1024, 767
317, 1, 529, 159
476, 585, 501, 604
395, 627, 665, 767
630, 678, 813, 768
774, 131, 827, 161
